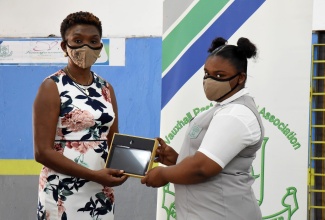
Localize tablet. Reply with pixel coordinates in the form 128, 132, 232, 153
105, 133, 158, 178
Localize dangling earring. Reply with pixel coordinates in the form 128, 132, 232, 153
64, 52, 68, 57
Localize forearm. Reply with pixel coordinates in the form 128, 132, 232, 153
161, 156, 210, 185
35, 149, 97, 182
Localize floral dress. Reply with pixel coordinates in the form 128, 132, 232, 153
37, 69, 115, 220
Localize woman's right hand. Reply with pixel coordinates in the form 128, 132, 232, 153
93, 168, 128, 187
155, 137, 179, 166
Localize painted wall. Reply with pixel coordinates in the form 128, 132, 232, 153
0, 0, 323, 219
159, 0, 313, 220
0, 0, 162, 37
312, 0, 325, 31
0, 1, 163, 219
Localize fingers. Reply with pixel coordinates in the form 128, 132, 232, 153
107, 168, 124, 176
154, 156, 160, 163
110, 175, 128, 186
157, 137, 166, 146
141, 175, 148, 184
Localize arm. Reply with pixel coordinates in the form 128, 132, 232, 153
142, 106, 261, 187
33, 79, 127, 186
106, 83, 118, 147
141, 151, 222, 187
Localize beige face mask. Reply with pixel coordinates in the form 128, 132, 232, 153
203, 72, 241, 101
66, 44, 102, 69
203, 78, 232, 101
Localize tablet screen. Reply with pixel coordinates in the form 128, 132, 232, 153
108, 145, 152, 176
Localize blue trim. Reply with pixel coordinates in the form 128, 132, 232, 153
161, 0, 266, 109
311, 33, 318, 168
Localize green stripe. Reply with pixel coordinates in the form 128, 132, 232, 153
163, 0, 230, 72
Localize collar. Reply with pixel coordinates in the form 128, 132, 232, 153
216, 88, 249, 106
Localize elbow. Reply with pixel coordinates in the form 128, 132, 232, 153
34, 150, 43, 163
34, 147, 49, 164
197, 164, 222, 180
196, 169, 213, 180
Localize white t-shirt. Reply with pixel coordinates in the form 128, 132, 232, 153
198, 88, 261, 168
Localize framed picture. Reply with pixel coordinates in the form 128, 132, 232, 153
105, 133, 158, 178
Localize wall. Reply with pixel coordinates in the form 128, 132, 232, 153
0, 1, 162, 220
159, 0, 313, 219
313, 0, 325, 31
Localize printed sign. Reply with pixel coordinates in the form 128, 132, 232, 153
0, 38, 125, 66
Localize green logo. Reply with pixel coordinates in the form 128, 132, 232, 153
188, 125, 202, 139
160, 106, 299, 220
0, 45, 13, 58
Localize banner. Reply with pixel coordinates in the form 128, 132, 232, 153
0, 38, 125, 66
159, 0, 312, 219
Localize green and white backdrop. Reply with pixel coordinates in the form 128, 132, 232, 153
159, 0, 313, 219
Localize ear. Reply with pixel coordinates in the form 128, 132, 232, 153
61, 41, 67, 53
238, 72, 247, 85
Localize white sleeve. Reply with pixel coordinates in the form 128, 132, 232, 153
197, 107, 260, 168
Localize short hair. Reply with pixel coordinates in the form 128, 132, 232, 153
60, 11, 102, 41
207, 37, 257, 73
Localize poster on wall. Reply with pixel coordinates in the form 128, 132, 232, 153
159, 0, 312, 220
0, 38, 125, 66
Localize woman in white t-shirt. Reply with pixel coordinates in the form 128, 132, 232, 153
141, 37, 263, 220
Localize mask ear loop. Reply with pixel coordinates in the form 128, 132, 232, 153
214, 73, 244, 102
204, 71, 241, 82
66, 43, 103, 50
62, 41, 69, 57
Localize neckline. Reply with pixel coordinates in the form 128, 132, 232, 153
63, 68, 94, 87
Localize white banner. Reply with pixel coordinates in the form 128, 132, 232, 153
0, 38, 125, 66
159, 0, 313, 219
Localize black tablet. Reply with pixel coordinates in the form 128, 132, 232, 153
105, 133, 158, 178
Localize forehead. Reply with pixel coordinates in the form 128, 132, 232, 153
204, 55, 236, 72
65, 24, 100, 39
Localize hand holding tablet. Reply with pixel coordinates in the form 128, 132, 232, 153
105, 133, 158, 178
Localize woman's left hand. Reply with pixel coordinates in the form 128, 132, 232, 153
141, 166, 168, 188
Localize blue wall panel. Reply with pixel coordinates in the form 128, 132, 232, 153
0, 37, 162, 159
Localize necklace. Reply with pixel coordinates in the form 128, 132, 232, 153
65, 67, 92, 96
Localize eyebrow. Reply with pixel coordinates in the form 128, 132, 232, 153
71, 33, 100, 38
204, 68, 227, 74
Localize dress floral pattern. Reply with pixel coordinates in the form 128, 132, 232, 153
37, 69, 115, 220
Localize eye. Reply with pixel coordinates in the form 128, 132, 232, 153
74, 39, 82, 44
216, 74, 221, 78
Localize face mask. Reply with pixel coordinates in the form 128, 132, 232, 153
203, 73, 240, 101
66, 43, 102, 69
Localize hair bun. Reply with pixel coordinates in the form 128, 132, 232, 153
208, 37, 227, 53
236, 37, 257, 59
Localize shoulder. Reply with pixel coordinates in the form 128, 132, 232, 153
93, 72, 113, 88
35, 70, 65, 97
215, 103, 257, 124
46, 69, 66, 83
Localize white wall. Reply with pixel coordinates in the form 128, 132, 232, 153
313, 0, 325, 31
0, 0, 163, 37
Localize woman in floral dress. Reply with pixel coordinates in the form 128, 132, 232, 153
33, 11, 127, 220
